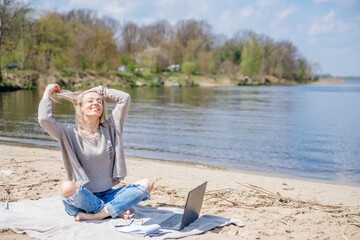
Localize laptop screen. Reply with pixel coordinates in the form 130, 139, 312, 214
180, 181, 207, 229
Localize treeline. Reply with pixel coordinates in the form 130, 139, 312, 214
1, 0, 314, 87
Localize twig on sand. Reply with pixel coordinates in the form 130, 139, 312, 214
205, 190, 254, 209
236, 182, 347, 212
274, 215, 288, 225
340, 232, 349, 240
237, 182, 289, 203
348, 217, 360, 228
206, 188, 234, 194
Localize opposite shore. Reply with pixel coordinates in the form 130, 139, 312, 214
1, 144, 359, 239
0, 69, 344, 92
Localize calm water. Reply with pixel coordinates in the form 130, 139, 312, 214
1, 80, 360, 185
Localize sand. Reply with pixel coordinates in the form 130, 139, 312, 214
0, 144, 359, 240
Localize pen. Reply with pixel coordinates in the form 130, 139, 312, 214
115, 219, 134, 227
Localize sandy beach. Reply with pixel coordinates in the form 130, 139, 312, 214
0, 144, 359, 240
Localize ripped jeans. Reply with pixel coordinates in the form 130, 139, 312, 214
61, 183, 150, 218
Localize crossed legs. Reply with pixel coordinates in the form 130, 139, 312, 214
60, 179, 154, 221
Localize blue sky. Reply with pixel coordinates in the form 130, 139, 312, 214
32, 0, 360, 77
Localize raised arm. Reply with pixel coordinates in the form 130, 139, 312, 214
97, 86, 131, 133
38, 84, 64, 141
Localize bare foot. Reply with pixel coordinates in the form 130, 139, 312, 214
75, 212, 95, 221
75, 207, 109, 221
74, 208, 132, 221
119, 210, 132, 219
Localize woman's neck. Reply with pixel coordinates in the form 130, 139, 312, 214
83, 117, 100, 133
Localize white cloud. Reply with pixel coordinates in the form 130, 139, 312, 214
217, 5, 258, 36
324, 9, 335, 21
67, 0, 134, 17
313, 0, 329, 3
277, 6, 296, 20
102, 3, 127, 15
313, 0, 359, 5
256, 0, 281, 7
69, 0, 97, 6
307, 9, 348, 36
239, 6, 254, 18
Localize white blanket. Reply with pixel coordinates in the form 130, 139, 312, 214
0, 197, 244, 239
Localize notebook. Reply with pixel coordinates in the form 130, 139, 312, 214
159, 181, 207, 230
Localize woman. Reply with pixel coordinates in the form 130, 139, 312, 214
38, 84, 154, 221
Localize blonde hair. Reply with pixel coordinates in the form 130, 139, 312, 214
51, 89, 107, 139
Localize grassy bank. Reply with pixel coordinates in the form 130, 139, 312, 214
0, 69, 321, 92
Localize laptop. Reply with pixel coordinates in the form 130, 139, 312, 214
159, 181, 207, 230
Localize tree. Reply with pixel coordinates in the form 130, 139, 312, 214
119, 21, 141, 56
171, 19, 214, 64
137, 20, 173, 72
182, 61, 197, 75
0, 0, 31, 82
213, 39, 241, 75
197, 51, 214, 75
139, 19, 173, 49
33, 12, 72, 71
240, 32, 264, 79
61, 9, 119, 71
72, 23, 118, 71
272, 40, 298, 80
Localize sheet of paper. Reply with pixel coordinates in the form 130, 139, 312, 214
115, 224, 161, 236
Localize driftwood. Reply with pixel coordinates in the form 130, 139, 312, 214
236, 182, 348, 212
202, 182, 360, 230
205, 190, 254, 210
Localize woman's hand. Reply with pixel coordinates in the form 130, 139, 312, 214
43, 84, 60, 99
87, 85, 109, 97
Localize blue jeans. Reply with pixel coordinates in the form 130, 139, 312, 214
61, 184, 150, 218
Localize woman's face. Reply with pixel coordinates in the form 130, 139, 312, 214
81, 92, 104, 118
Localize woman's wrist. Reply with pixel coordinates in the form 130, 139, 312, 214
43, 84, 60, 100
96, 85, 109, 97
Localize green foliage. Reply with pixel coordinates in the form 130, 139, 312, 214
240, 35, 264, 79
143, 70, 157, 81
116, 70, 133, 79
34, 12, 73, 71
138, 51, 157, 73
197, 51, 213, 75
59, 69, 75, 78
213, 40, 241, 67
96, 61, 108, 73
79, 58, 90, 70
127, 60, 138, 73
184, 38, 204, 61
0, 6, 314, 88
182, 61, 198, 75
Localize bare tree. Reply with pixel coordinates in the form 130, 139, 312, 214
171, 19, 214, 64
139, 19, 173, 49
174, 19, 212, 49
273, 40, 298, 79
119, 21, 141, 56
101, 15, 120, 44
61, 9, 98, 27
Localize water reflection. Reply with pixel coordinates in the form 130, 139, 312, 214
1, 81, 360, 185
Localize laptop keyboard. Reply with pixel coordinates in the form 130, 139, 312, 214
160, 213, 183, 228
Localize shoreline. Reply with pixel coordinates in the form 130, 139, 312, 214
1, 144, 360, 239
0, 140, 358, 188
120, 155, 360, 188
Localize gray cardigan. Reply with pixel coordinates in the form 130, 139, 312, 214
38, 89, 130, 186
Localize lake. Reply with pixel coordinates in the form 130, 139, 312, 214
1, 80, 359, 185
